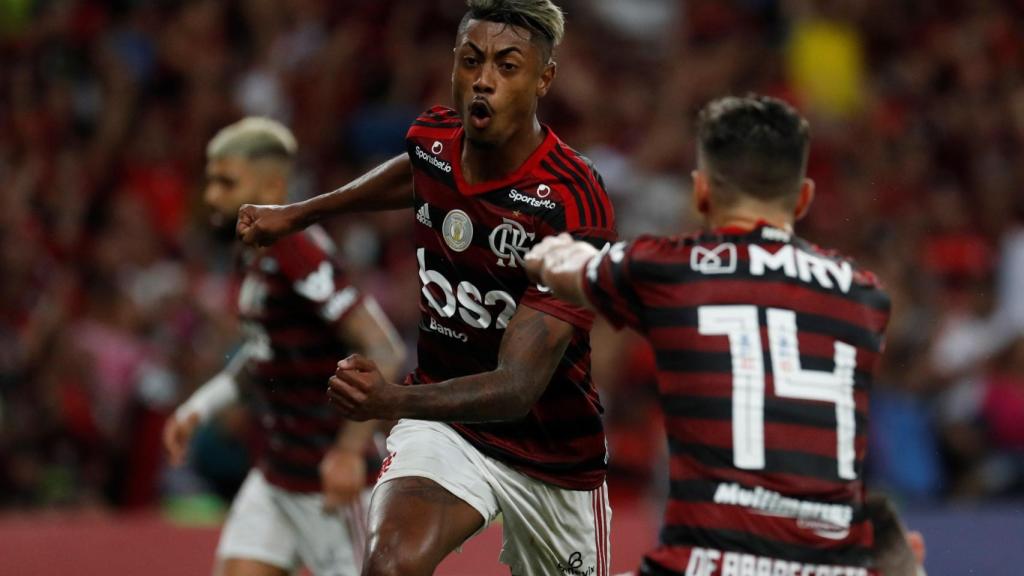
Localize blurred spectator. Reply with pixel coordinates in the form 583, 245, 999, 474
1, 0, 1023, 511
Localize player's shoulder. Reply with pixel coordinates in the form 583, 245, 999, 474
793, 236, 886, 292
270, 225, 337, 265
536, 137, 614, 230
409, 106, 462, 132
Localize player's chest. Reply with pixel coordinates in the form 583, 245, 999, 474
414, 183, 545, 275
236, 258, 293, 318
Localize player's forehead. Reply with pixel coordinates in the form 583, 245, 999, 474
206, 155, 247, 177
456, 18, 538, 58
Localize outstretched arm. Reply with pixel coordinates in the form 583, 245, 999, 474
327, 305, 574, 423
237, 153, 413, 246
523, 233, 600, 309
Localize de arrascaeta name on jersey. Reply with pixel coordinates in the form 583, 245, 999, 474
690, 227, 854, 293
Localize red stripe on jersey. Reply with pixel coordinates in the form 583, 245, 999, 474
668, 453, 860, 498
663, 500, 870, 549
640, 280, 888, 334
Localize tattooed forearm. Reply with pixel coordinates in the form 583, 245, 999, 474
394, 307, 574, 423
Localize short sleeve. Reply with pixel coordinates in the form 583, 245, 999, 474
274, 227, 363, 325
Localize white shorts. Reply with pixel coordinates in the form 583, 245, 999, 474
376, 419, 612, 576
216, 469, 369, 576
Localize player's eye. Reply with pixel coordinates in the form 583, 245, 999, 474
499, 62, 518, 73
462, 56, 479, 68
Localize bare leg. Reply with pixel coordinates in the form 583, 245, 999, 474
362, 477, 486, 576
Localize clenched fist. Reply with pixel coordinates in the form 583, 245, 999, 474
236, 203, 305, 247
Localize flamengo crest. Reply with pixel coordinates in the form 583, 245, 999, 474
489, 218, 535, 268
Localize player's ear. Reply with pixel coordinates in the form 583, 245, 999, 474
692, 170, 711, 215
537, 60, 556, 98
794, 178, 815, 221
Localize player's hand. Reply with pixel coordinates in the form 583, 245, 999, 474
162, 412, 200, 467
236, 203, 304, 247
319, 447, 366, 512
524, 233, 576, 283
327, 355, 401, 421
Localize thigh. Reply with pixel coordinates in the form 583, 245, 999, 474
493, 470, 612, 576
216, 469, 300, 573
362, 420, 499, 575
364, 477, 485, 574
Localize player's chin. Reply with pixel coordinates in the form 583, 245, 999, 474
208, 212, 239, 238
464, 128, 501, 150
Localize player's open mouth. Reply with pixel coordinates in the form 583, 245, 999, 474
469, 100, 492, 130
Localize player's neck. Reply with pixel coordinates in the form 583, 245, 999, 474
461, 118, 544, 185
707, 210, 794, 234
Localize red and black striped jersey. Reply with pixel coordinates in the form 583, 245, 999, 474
237, 225, 363, 492
583, 225, 890, 575
406, 106, 616, 490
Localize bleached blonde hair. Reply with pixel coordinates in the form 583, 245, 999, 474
459, 0, 566, 62
206, 117, 297, 161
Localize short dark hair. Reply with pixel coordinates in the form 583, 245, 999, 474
864, 494, 919, 576
697, 94, 810, 205
458, 0, 565, 63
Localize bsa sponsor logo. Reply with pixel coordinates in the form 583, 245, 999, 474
508, 188, 557, 210
414, 145, 452, 173
442, 210, 473, 252
691, 243, 737, 274
425, 316, 468, 343
489, 217, 535, 268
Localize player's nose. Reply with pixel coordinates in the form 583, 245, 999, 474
473, 65, 496, 94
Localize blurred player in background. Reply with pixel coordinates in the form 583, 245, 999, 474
526, 95, 893, 575
234, 1, 617, 574
864, 494, 927, 576
163, 117, 406, 576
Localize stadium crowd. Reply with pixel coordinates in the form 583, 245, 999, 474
1, 0, 1023, 511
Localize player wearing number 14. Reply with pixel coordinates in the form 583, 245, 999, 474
526, 96, 892, 575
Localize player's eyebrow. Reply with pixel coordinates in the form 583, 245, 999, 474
495, 46, 525, 59
463, 41, 485, 55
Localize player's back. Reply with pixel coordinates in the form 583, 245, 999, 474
586, 224, 889, 576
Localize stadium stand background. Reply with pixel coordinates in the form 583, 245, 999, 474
1, 0, 1023, 573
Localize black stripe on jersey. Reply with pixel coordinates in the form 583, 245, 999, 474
658, 525, 870, 567
264, 454, 322, 482
640, 558, 685, 576
540, 159, 588, 226
469, 438, 608, 473
262, 399, 336, 421
549, 149, 601, 228
645, 307, 883, 352
412, 120, 461, 129
669, 438, 859, 483
566, 149, 611, 228
424, 108, 460, 121
268, 428, 336, 450
667, 479, 866, 519
473, 415, 604, 442
662, 394, 868, 432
